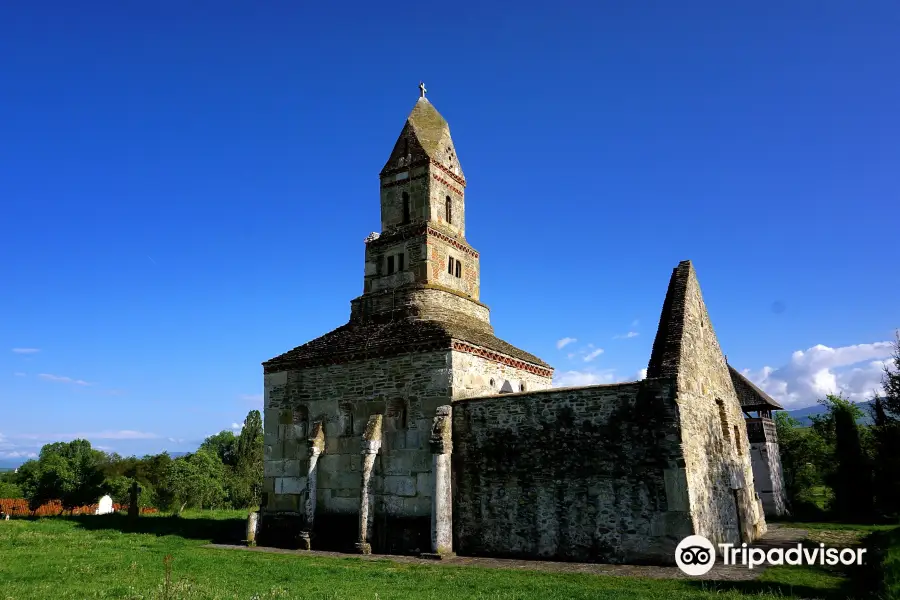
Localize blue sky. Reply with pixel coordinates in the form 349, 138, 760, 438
1, 2, 897, 463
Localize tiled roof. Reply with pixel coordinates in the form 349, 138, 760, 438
728, 365, 784, 410
263, 317, 550, 372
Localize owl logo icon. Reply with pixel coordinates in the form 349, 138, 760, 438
675, 535, 716, 576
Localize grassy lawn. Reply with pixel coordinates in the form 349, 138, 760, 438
0, 510, 862, 600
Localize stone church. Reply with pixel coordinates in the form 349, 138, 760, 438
258, 87, 786, 564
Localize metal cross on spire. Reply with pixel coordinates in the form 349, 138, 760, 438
419, 81, 427, 99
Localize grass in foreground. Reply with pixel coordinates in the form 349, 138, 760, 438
0, 511, 855, 600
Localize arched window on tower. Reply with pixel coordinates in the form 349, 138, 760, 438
402, 192, 410, 224
445, 196, 452, 225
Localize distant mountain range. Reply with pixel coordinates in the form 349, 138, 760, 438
784, 400, 876, 427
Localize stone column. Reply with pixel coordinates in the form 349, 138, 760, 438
298, 421, 325, 550
423, 405, 455, 559
355, 414, 383, 555
246, 511, 259, 547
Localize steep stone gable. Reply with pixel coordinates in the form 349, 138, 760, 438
646, 260, 765, 545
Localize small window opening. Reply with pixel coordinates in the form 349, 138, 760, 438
376, 255, 384, 276
339, 404, 354, 437
489, 378, 495, 387
448, 256, 454, 275
402, 192, 410, 224
445, 196, 452, 224
387, 255, 395, 275
716, 398, 730, 443
455, 260, 461, 278
398, 253, 405, 271
520, 383, 526, 392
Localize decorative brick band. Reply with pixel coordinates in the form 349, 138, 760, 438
451, 341, 554, 378
431, 160, 467, 188
431, 173, 463, 197
427, 226, 479, 258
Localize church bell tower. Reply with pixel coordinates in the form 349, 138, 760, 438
352, 84, 484, 324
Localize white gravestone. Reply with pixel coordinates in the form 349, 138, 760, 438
95, 495, 114, 515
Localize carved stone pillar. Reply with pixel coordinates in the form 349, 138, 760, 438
355, 414, 383, 555
298, 421, 325, 550
423, 405, 455, 559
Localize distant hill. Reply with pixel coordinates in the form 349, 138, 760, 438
784, 400, 876, 427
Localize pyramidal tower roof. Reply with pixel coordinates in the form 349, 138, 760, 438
646, 260, 699, 378
381, 84, 464, 179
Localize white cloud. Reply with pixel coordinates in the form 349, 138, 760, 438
637, 368, 648, 381
239, 393, 263, 405
38, 373, 90, 386
13, 372, 26, 377
742, 341, 893, 409
556, 337, 577, 350
567, 353, 576, 359
12, 348, 39, 354
553, 369, 617, 388
231, 422, 244, 430
631, 319, 640, 328
613, 332, 640, 339
12, 430, 159, 441
0, 451, 37, 459
583, 348, 604, 362
167, 437, 184, 444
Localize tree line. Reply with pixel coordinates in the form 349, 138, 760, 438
0, 410, 263, 513
777, 332, 900, 522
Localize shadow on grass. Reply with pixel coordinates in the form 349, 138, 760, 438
63, 512, 246, 544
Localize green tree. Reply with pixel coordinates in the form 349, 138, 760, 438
823, 394, 875, 521
18, 440, 107, 510
232, 410, 263, 508
200, 431, 238, 467
870, 333, 900, 517
0, 481, 23, 498
166, 449, 226, 513
775, 411, 830, 513
881, 330, 900, 419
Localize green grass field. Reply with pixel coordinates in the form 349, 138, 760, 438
0, 510, 873, 600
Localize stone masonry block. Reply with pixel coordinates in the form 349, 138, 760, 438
283, 459, 301, 478
264, 460, 285, 478
263, 477, 275, 494
321, 494, 358, 514
275, 476, 307, 494
319, 469, 360, 490
664, 468, 690, 512
416, 472, 433, 497
383, 475, 417, 497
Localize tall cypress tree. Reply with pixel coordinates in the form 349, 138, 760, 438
827, 394, 874, 521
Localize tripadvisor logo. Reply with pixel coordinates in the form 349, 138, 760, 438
675, 534, 868, 576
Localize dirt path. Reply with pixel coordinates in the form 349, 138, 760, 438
202, 524, 809, 582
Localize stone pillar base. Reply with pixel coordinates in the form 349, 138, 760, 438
354, 542, 372, 555
420, 551, 456, 560
297, 532, 312, 550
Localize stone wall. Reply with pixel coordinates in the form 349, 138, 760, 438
261, 350, 453, 552
451, 380, 694, 565
451, 351, 552, 399
427, 234, 479, 300
379, 162, 429, 231
646, 261, 765, 545
747, 418, 787, 517
350, 286, 490, 325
